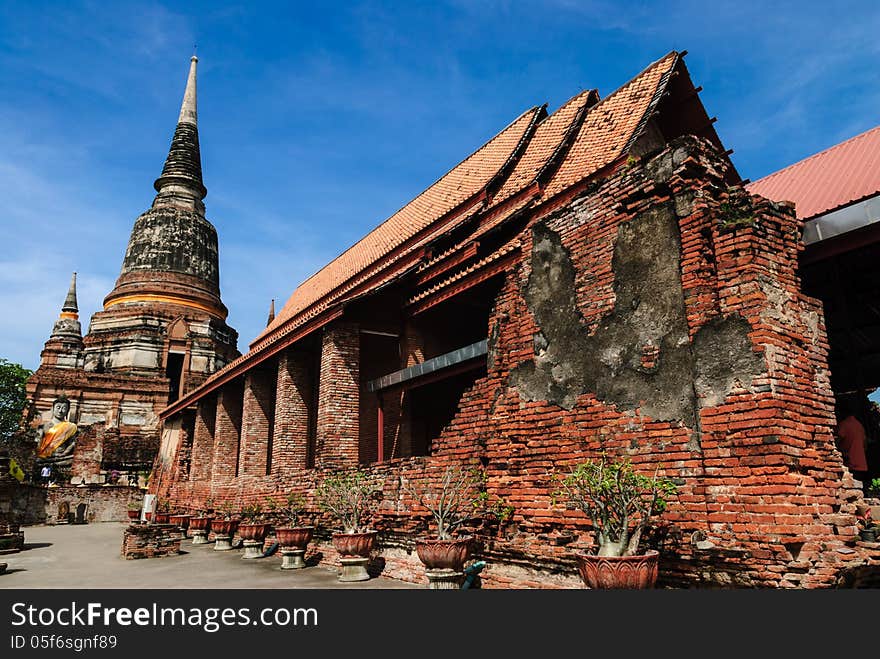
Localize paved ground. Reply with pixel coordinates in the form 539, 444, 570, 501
0, 523, 417, 589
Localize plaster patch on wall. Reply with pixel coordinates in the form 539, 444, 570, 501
510, 205, 765, 429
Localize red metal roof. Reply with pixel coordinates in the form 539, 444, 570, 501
747, 124, 880, 221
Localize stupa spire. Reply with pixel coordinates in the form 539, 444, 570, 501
178, 55, 198, 126
61, 272, 78, 315
50, 272, 82, 340
153, 56, 206, 199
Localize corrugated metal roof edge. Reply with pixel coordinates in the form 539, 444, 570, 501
748, 123, 880, 190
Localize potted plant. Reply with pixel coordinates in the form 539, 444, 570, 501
212, 501, 239, 551
238, 503, 271, 559
154, 500, 171, 524
274, 493, 314, 570
856, 506, 878, 543
189, 499, 214, 545
168, 510, 192, 537
556, 454, 678, 589
315, 470, 382, 581
403, 465, 485, 584
126, 501, 141, 522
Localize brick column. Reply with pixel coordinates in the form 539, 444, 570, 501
213, 378, 244, 481
190, 396, 216, 481
316, 322, 360, 469
174, 410, 195, 482
240, 362, 277, 476
272, 348, 314, 474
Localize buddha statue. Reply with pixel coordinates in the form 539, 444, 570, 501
35, 395, 78, 474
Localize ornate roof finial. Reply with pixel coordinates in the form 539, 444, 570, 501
266, 298, 275, 326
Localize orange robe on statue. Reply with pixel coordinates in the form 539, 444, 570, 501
36, 421, 78, 459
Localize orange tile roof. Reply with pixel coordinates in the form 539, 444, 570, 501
162, 51, 685, 418
542, 51, 677, 200
254, 106, 541, 346
747, 124, 880, 221
490, 89, 595, 204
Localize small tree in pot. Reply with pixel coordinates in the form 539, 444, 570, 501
403, 464, 485, 587
273, 493, 314, 570
556, 454, 678, 589
189, 499, 214, 544
212, 501, 239, 551
315, 470, 382, 581
238, 504, 270, 559
126, 500, 141, 522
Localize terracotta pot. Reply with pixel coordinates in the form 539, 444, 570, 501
415, 536, 474, 571
169, 514, 191, 530
238, 523, 271, 542
144, 512, 152, 521
212, 519, 239, 536
275, 526, 314, 549
127, 510, 140, 521
332, 531, 377, 557
154, 512, 170, 524
575, 550, 659, 589
189, 516, 212, 532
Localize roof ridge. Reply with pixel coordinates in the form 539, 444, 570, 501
587, 50, 678, 114
751, 123, 880, 186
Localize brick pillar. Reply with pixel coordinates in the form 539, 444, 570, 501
316, 321, 359, 469
213, 378, 244, 481
240, 362, 277, 476
174, 410, 195, 482
272, 348, 314, 474
190, 396, 216, 481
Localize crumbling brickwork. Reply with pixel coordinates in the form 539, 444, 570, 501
122, 524, 181, 559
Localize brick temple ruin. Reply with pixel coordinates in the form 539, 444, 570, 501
25, 56, 239, 485
96, 50, 879, 587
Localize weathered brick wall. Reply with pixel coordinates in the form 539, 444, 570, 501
161, 137, 878, 588
45, 485, 142, 523
1, 483, 140, 525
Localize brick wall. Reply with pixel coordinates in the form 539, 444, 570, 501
160, 137, 879, 588
1, 483, 141, 525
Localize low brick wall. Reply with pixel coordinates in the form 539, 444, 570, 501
46, 485, 142, 524
0, 483, 143, 525
122, 524, 181, 559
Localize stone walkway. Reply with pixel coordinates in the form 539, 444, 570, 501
0, 523, 417, 589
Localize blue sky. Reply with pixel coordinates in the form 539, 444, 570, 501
1, 1, 879, 378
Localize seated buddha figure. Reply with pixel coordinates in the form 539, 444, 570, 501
35, 396, 78, 470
